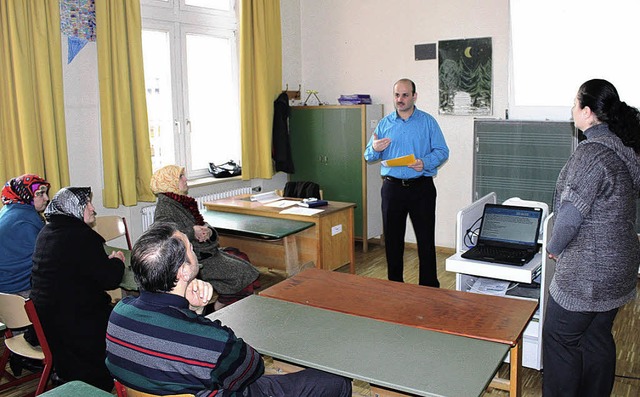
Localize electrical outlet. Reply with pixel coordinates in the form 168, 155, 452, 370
252, 186, 262, 193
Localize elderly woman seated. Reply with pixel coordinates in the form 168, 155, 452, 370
30, 187, 125, 391
0, 174, 50, 297
150, 165, 260, 311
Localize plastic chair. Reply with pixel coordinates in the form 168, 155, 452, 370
114, 379, 195, 397
93, 215, 133, 250
0, 293, 53, 396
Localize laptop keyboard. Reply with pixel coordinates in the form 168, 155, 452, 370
473, 246, 531, 260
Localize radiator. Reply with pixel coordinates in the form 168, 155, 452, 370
141, 187, 252, 232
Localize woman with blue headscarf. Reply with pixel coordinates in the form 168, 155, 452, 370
30, 187, 125, 391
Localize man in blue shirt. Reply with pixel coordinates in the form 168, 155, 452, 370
364, 79, 449, 287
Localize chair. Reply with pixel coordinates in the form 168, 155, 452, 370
282, 181, 322, 199
93, 215, 133, 250
0, 293, 53, 396
114, 379, 195, 397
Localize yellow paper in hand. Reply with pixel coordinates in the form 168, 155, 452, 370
381, 154, 416, 167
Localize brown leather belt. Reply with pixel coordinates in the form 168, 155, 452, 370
383, 176, 431, 187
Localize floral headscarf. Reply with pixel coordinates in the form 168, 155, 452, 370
150, 165, 187, 195
1, 174, 50, 206
44, 187, 92, 221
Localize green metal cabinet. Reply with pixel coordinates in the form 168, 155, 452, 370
289, 105, 383, 251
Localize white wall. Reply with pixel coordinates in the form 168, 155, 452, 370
280, 0, 510, 248
61, 0, 509, 248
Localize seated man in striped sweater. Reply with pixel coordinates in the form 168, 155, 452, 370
105, 222, 351, 397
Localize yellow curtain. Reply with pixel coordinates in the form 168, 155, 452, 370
95, 0, 154, 208
0, 0, 69, 192
239, 0, 282, 179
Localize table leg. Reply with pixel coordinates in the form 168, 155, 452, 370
283, 235, 300, 277
509, 339, 523, 397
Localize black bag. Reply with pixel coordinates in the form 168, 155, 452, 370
209, 160, 242, 178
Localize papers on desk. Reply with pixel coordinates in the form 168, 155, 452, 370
279, 207, 324, 216
264, 199, 299, 208
250, 190, 281, 203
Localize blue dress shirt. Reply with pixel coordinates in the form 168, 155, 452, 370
363, 107, 449, 179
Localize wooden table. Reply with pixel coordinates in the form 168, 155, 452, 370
204, 196, 356, 273
202, 210, 314, 276
209, 295, 509, 397
260, 268, 539, 396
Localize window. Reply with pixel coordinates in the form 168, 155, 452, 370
508, 0, 640, 120
141, 0, 240, 178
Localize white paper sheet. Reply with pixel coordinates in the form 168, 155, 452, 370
279, 207, 324, 216
264, 199, 300, 208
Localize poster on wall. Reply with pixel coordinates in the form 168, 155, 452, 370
438, 37, 492, 115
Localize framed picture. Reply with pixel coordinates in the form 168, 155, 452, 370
438, 37, 492, 115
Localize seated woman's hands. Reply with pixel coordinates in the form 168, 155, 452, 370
193, 225, 213, 242
108, 250, 126, 263
186, 279, 213, 313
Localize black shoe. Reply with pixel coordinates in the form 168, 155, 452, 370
9, 354, 43, 375
9, 354, 23, 376
50, 372, 66, 387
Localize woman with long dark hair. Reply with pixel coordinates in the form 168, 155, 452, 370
543, 79, 640, 396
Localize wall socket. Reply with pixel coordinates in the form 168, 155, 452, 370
252, 186, 262, 193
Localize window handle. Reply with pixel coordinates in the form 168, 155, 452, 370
174, 120, 181, 135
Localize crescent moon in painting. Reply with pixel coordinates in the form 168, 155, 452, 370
464, 46, 473, 58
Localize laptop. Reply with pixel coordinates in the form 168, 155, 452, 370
461, 203, 543, 266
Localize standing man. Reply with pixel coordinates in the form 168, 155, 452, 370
364, 79, 449, 287
106, 222, 351, 397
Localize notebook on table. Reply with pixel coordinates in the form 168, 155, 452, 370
461, 203, 544, 266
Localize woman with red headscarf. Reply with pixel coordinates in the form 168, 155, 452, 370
0, 174, 50, 297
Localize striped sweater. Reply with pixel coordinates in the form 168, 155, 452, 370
105, 292, 264, 396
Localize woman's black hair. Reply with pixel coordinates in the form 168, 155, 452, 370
577, 79, 640, 153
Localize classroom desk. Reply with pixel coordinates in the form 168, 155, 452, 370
204, 196, 356, 273
202, 210, 315, 276
260, 268, 539, 396
208, 295, 509, 397
39, 380, 113, 396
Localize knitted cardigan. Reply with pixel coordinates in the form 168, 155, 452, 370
549, 124, 640, 312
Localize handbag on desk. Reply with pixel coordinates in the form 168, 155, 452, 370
209, 160, 242, 178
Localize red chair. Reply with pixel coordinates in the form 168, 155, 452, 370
0, 293, 53, 396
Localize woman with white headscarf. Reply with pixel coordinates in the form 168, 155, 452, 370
30, 187, 125, 391
150, 165, 260, 311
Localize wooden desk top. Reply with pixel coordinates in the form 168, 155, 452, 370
260, 268, 538, 346
209, 295, 509, 397
203, 195, 355, 222
202, 210, 314, 240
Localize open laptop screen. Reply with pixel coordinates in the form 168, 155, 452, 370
479, 204, 542, 247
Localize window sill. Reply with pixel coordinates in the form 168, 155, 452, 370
188, 175, 242, 189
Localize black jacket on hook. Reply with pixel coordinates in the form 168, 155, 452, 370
272, 92, 295, 173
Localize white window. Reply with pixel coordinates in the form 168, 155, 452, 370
508, 0, 640, 120
141, 0, 240, 178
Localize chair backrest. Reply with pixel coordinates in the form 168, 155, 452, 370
283, 181, 321, 199
114, 379, 195, 397
93, 215, 133, 250
0, 293, 32, 329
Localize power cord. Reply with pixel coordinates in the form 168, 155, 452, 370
463, 216, 483, 249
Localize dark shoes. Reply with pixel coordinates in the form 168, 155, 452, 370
9, 354, 44, 376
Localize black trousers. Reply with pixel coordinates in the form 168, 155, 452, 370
381, 176, 439, 287
542, 295, 619, 397
247, 368, 352, 397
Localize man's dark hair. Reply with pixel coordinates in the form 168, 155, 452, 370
131, 222, 187, 292
395, 78, 416, 94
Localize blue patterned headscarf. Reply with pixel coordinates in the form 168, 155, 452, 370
44, 187, 92, 221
